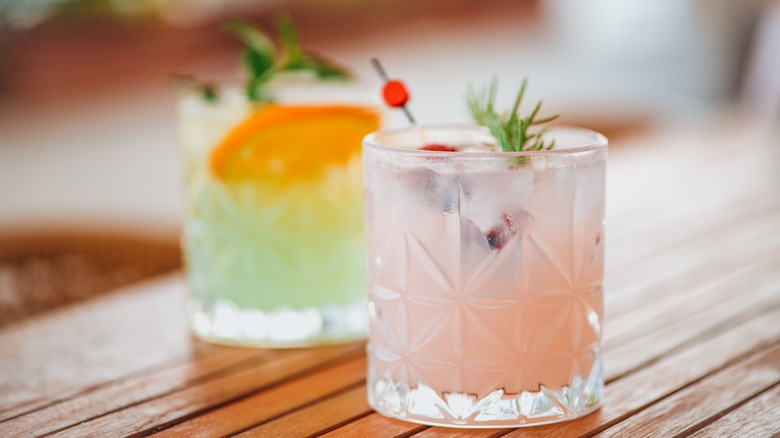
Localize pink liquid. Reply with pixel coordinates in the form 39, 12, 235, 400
363, 132, 606, 426
368, 211, 603, 396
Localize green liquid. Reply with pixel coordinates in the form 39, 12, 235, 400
183, 162, 366, 311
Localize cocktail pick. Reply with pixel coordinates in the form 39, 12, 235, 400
371, 58, 417, 125
371, 58, 443, 148
371, 59, 460, 151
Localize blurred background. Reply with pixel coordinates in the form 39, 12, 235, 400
0, 0, 778, 324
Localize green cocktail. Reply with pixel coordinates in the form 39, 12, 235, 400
179, 86, 380, 346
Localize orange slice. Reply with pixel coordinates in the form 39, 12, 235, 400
210, 104, 380, 183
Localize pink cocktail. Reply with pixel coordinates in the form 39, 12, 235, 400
363, 125, 607, 427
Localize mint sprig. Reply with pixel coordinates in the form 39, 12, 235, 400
225, 21, 276, 101
466, 77, 558, 152
170, 73, 220, 103
277, 17, 351, 80
226, 16, 352, 102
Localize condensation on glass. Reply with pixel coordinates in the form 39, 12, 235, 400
363, 125, 607, 427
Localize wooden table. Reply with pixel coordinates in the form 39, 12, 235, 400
2, 113, 779, 437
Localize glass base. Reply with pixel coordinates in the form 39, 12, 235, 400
187, 297, 367, 348
368, 373, 603, 428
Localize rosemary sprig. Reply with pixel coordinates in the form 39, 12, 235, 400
225, 16, 352, 102
466, 77, 559, 152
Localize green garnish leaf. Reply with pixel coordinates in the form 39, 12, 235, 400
169, 73, 220, 103
275, 16, 349, 79
300, 52, 352, 80
201, 84, 219, 103
466, 78, 497, 126
224, 20, 276, 101
277, 15, 304, 69
225, 17, 352, 102
466, 77, 558, 153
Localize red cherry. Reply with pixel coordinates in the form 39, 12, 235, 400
485, 213, 519, 251
382, 80, 409, 107
420, 144, 459, 152
486, 227, 507, 250
502, 213, 516, 231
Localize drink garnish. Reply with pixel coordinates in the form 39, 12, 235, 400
419, 144, 459, 152
371, 58, 416, 125
381, 80, 409, 108
172, 17, 351, 103
371, 63, 558, 154
466, 77, 558, 152
174, 16, 379, 184
225, 16, 352, 101
373, 58, 458, 150
210, 105, 379, 183
485, 213, 518, 250
170, 73, 220, 103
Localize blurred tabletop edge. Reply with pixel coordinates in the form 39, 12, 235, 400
0, 112, 779, 437
0, 226, 181, 328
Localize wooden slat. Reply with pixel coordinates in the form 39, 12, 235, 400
0, 228, 180, 327
607, 189, 780, 281
153, 357, 369, 437
413, 426, 513, 437
1, 347, 270, 436
42, 343, 364, 437
605, 125, 779, 273
606, 167, 768, 253
606, 202, 780, 312
235, 385, 371, 437
606, 188, 780, 272
496, 307, 780, 438
597, 344, 780, 437
605, 121, 777, 230
605, 268, 780, 380
686, 384, 780, 437
320, 413, 427, 438
604, 257, 778, 352
0, 274, 195, 419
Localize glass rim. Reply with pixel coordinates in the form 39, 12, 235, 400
176, 76, 376, 101
363, 124, 608, 157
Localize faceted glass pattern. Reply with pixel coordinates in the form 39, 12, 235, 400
363, 126, 607, 427
178, 88, 374, 347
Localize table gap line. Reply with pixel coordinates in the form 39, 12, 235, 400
3, 348, 275, 425
605, 302, 780, 386
607, 255, 776, 326
607, 163, 774, 230
607, 193, 780, 272
605, 259, 780, 351
38, 346, 364, 438
605, 205, 780, 301
131, 350, 364, 437
606, 172, 778, 242
408, 428, 511, 438
306, 409, 376, 438
0, 276, 212, 421
605, 144, 773, 225
0, 400, 44, 422
582, 340, 780, 438
672, 380, 780, 438
604, 236, 780, 317
606, 258, 780, 326
220, 379, 367, 438
395, 425, 432, 437
0, 347, 264, 424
